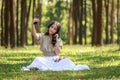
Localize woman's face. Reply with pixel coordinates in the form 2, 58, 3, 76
49, 23, 58, 35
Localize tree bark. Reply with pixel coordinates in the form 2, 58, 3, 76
105, 0, 109, 44
16, 0, 20, 46
25, 0, 32, 45
96, 0, 103, 46
117, 0, 120, 49
36, 0, 42, 33
72, 0, 78, 44
9, 0, 15, 48
91, 0, 97, 46
4, 0, 10, 48
84, 0, 87, 44
20, 0, 27, 46
110, 0, 114, 43
67, 0, 71, 44
79, 0, 83, 44
1, 0, 4, 46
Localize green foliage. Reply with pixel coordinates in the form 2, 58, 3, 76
0, 45, 120, 79
41, 0, 68, 43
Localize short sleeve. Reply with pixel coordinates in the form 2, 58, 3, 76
56, 38, 63, 47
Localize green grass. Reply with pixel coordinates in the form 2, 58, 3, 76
0, 45, 120, 80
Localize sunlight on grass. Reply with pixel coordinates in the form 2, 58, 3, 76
0, 45, 120, 79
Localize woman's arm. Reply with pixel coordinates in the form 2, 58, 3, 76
32, 18, 40, 41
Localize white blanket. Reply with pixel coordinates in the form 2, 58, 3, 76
22, 56, 90, 71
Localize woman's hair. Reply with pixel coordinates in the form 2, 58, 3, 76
45, 21, 61, 46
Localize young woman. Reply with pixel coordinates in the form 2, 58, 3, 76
22, 18, 90, 71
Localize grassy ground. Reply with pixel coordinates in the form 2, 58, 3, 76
0, 45, 120, 80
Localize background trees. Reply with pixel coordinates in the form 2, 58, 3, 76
0, 0, 119, 48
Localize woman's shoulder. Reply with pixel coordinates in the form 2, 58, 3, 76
40, 33, 44, 35
39, 33, 50, 40
38, 33, 45, 37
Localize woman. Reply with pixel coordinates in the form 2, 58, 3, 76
22, 18, 90, 71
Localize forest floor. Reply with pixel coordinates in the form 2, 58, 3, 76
0, 44, 120, 80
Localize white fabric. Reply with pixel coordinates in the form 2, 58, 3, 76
22, 56, 90, 71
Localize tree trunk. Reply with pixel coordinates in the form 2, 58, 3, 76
72, 0, 77, 44
16, 0, 20, 46
4, 0, 10, 48
117, 0, 120, 49
9, 0, 15, 48
96, 0, 103, 46
79, 0, 83, 44
1, 0, 4, 46
91, 0, 97, 46
36, 0, 42, 33
72, 0, 78, 44
84, 0, 87, 44
105, 0, 109, 44
110, 0, 114, 43
25, 0, 32, 45
67, 0, 71, 44
20, 0, 27, 46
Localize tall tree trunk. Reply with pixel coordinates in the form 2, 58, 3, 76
72, 0, 77, 44
79, 0, 83, 44
91, 0, 97, 46
110, 0, 114, 43
84, 0, 87, 44
1, 0, 4, 46
35, 0, 42, 33
74, 0, 78, 44
117, 0, 120, 49
25, 0, 32, 45
9, 0, 15, 48
96, 0, 103, 46
67, 0, 71, 44
105, 0, 109, 44
16, 0, 20, 46
4, 0, 10, 48
75, 0, 79, 44
20, 0, 27, 46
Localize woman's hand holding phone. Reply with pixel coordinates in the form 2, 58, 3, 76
33, 17, 40, 25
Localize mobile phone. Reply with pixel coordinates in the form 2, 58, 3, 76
33, 22, 38, 25
33, 16, 40, 24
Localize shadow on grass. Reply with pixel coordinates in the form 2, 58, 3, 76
67, 53, 120, 63
7, 57, 35, 62
0, 63, 25, 79
0, 57, 36, 79
83, 65, 120, 79
0, 49, 120, 79
0, 62, 120, 79
0, 52, 41, 57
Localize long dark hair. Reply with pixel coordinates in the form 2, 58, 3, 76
45, 21, 61, 46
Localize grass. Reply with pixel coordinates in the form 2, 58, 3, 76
0, 45, 120, 80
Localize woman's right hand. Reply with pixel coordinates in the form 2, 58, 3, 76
33, 18, 40, 24
32, 18, 40, 41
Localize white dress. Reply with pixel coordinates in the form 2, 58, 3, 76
22, 34, 90, 71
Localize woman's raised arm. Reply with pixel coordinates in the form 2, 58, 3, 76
32, 18, 40, 41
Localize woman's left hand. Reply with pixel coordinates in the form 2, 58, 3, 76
55, 34, 59, 40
